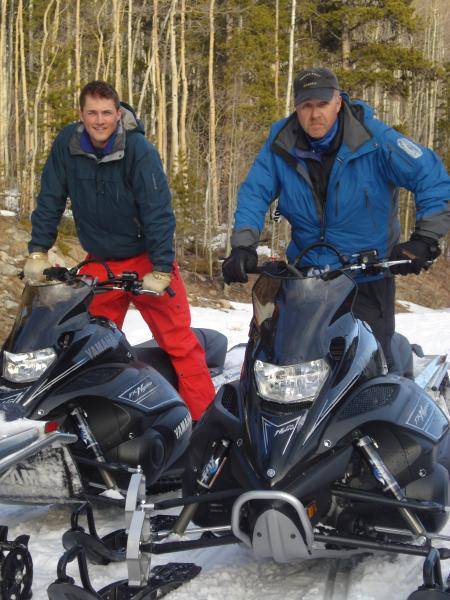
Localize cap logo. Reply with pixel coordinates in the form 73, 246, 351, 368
298, 71, 321, 81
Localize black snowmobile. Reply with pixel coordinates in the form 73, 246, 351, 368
54, 245, 450, 600
0, 259, 227, 504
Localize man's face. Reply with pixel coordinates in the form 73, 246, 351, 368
296, 93, 342, 139
79, 95, 121, 148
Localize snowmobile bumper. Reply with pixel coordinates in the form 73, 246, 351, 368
231, 490, 314, 562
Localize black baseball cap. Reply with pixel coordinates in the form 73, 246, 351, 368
293, 67, 340, 106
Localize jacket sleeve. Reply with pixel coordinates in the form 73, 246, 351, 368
130, 140, 175, 271
231, 128, 281, 248
29, 133, 68, 253
378, 128, 450, 240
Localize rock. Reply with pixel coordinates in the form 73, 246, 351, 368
0, 262, 19, 276
5, 300, 19, 311
217, 298, 232, 309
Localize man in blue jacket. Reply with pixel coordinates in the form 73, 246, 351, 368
222, 67, 450, 366
24, 80, 215, 420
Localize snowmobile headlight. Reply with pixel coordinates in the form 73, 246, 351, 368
2, 348, 57, 383
254, 359, 329, 403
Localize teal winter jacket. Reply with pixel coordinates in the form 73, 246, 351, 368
29, 103, 175, 271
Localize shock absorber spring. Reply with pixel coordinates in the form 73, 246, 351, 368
171, 439, 231, 536
357, 435, 426, 537
71, 407, 120, 494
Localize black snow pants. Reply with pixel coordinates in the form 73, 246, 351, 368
353, 277, 396, 369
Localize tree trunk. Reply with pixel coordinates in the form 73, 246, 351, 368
341, 17, 350, 70
29, 0, 58, 213
112, 0, 123, 97
274, 0, 280, 117
127, 0, 133, 104
75, 0, 81, 101
18, 0, 31, 214
285, 0, 296, 117
0, 0, 9, 187
169, 0, 179, 175
208, 0, 219, 227
179, 0, 188, 185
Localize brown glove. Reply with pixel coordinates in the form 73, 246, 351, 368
142, 271, 172, 294
23, 252, 51, 283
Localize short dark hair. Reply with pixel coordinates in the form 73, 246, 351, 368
79, 81, 120, 110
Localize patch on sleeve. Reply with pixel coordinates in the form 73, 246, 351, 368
396, 137, 423, 159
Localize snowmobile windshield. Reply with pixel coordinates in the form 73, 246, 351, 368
252, 270, 356, 365
4, 281, 92, 353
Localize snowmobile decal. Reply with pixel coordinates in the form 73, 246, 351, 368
262, 414, 306, 455
23, 359, 89, 406
84, 332, 117, 360
174, 414, 191, 439
0, 389, 30, 404
405, 394, 448, 440
118, 377, 158, 404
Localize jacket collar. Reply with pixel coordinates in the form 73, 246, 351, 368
272, 98, 373, 159
69, 120, 126, 163
69, 104, 141, 163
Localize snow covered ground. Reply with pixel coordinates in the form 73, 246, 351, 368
2, 301, 450, 599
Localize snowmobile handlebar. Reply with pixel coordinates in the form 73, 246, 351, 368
41, 263, 176, 297
248, 246, 422, 280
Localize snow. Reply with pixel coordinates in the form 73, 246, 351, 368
2, 301, 450, 599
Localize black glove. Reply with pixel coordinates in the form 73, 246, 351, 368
222, 247, 258, 284
389, 233, 440, 275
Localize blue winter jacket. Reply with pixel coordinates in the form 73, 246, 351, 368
232, 96, 450, 270
29, 104, 175, 271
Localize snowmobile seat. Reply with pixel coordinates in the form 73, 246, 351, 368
390, 332, 414, 379
133, 328, 228, 388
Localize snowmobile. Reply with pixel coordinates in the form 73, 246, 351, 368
0, 259, 228, 504
0, 407, 77, 599
52, 245, 450, 600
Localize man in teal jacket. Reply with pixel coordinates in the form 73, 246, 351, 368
24, 80, 215, 419
223, 67, 450, 365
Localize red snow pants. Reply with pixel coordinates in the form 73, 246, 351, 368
80, 253, 215, 420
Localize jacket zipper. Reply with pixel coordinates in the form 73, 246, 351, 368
134, 218, 142, 239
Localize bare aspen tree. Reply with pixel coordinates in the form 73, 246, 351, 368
284, 0, 296, 117
75, 0, 81, 100
127, 0, 133, 104
274, 0, 280, 116
179, 0, 188, 182
160, 22, 170, 167
95, 0, 107, 79
112, 0, 123, 97
169, 0, 179, 174
29, 0, 58, 212
18, 0, 31, 213
14, 5, 20, 186
208, 0, 219, 227
341, 16, 350, 70
0, 0, 9, 186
